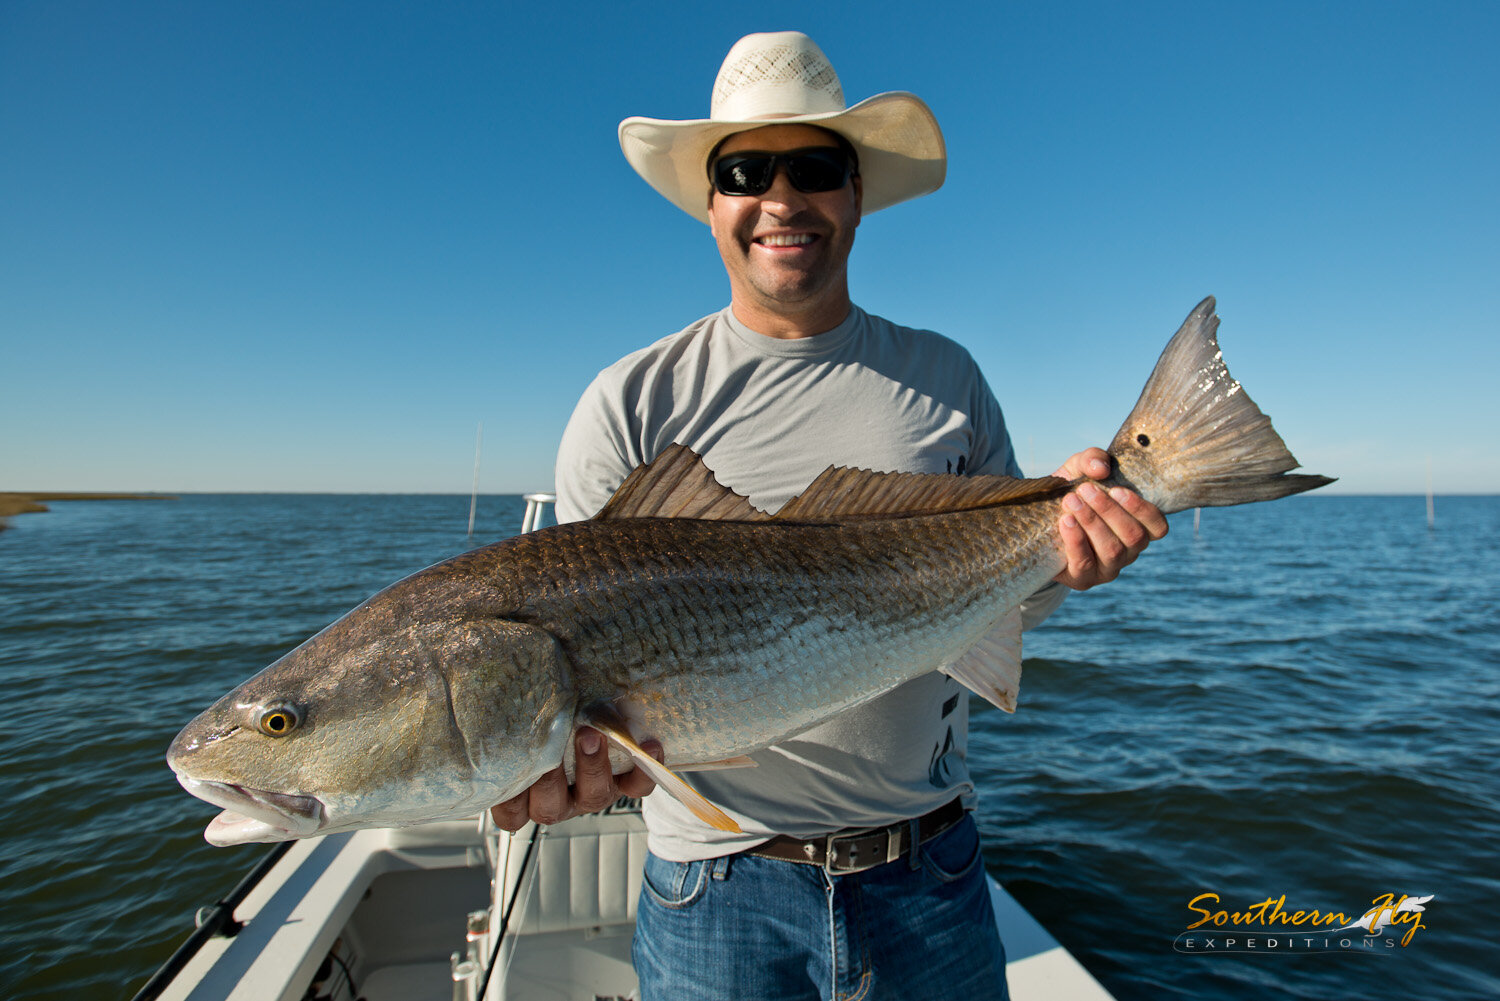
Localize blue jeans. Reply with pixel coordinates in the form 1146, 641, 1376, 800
633, 814, 1010, 1001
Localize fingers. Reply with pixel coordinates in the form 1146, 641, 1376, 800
1056, 482, 1168, 590
489, 730, 667, 830
1086, 485, 1141, 564
617, 739, 663, 800
1056, 501, 1097, 587
526, 765, 572, 826
1066, 485, 1127, 581
1110, 486, 1169, 542
1052, 447, 1112, 482
569, 727, 617, 815
490, 793, 530, 832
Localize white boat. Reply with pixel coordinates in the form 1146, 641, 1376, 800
136, 496, 1117, 1001
136, 801, 1115, 1001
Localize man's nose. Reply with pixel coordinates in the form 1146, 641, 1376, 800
757, 167, 809, 213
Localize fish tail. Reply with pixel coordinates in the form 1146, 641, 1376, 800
1108, 297, 1333, 514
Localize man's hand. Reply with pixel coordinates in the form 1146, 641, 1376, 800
1052, 447, 1168, 590
488, 727, 663, 831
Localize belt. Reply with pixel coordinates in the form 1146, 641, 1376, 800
746, 798, 966, 874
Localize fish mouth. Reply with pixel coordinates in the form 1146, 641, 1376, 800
176, 775, 326, 846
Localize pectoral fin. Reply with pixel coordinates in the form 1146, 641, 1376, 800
582, 710, 743, 833
939, 609, 1023, 713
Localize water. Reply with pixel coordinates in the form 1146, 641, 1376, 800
2, 494, 1496, 1000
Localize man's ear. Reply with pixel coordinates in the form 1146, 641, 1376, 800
852, 175, 863, 225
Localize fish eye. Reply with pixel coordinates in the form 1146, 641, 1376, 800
1136, 433, 1151, 447
257, 704, 301, 737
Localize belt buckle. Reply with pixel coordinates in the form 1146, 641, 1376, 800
823, 825, 902, 874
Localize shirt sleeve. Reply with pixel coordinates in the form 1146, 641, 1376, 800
963, 366, 1018, 478
553, 372, 639, 525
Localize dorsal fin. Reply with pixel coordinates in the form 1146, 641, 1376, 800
593, 443, 772, 521
774, 466, 1072, 521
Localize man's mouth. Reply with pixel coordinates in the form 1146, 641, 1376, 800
755, 233, 817, 248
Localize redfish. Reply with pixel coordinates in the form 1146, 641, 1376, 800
169, 297, 1331, 845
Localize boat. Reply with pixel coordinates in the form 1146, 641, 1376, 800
134, 802, 1115, 1000
135, 496, 1117, 1001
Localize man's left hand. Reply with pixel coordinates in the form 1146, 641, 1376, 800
1051, 447, 1168, 590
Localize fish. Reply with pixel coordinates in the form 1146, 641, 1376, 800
168, 297, 1333, 846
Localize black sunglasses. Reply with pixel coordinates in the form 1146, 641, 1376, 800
709, 147, 855, 197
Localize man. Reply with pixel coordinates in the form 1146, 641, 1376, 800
491, 31, 1166, 1000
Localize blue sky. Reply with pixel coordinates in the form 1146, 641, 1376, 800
3, 1, 1495, 494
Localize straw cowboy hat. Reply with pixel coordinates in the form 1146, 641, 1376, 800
619, 31, 946, 224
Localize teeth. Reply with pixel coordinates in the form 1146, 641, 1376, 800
758, 233, 815, 247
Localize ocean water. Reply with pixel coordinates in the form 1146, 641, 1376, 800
1, 494, 1496, 1000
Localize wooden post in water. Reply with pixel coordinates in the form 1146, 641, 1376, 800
1426, 455, 1435, 528
467, 422, 483, 537
1193, 507, 1201, 537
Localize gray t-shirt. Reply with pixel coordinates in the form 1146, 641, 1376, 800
555, 304, 1064, 861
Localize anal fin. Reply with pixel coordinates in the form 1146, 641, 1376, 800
939, 609, 1023, 713
583, 710, 743, 833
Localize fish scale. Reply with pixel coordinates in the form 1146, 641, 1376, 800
503, 509, 1063, 763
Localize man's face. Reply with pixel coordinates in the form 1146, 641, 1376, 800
706, 124, 862, 326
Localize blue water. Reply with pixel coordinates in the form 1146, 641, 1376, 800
1, 494, 1496, 1000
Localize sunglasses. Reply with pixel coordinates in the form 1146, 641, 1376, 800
709, 147, 855, 197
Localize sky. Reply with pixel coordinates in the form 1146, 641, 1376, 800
2, 1, 1496, 495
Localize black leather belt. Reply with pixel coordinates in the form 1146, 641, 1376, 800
746, 798, 966, 874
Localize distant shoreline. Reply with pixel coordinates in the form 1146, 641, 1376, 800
0, 492, 177, 530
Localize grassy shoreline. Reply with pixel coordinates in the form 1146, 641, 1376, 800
0, 492, 176, 529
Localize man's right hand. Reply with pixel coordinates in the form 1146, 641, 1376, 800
488, 727, 663, 831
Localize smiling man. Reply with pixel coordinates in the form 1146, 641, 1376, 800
491, 31, 1166, 1001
